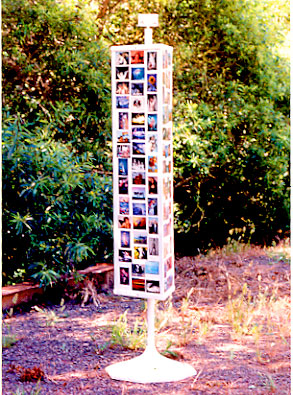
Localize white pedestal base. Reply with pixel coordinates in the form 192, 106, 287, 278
105, 347, 196, 383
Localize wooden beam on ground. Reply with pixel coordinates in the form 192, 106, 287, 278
2, 282, 44, 310
2, 263, 113, 310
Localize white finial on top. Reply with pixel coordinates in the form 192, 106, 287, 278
138, 14, 159, 45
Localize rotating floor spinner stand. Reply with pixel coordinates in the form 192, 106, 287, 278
106, 14, 196, 383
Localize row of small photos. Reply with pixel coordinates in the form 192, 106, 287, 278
118, 190, 172, 218
118, 126, 172, 144
118, 142, 171, 171
116, 50, 171, 68
116, 87, 171, 110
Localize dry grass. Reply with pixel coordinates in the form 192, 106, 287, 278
153, 240, 291, 362
85, 240, 290, 370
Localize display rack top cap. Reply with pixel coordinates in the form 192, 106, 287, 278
138, 14, 159, 27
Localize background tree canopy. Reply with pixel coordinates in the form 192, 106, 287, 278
2, 0, 290, 284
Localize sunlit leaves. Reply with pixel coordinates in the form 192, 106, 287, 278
2, 116, 113, 284
9, 212, 33, 234
166, 0, 289, 251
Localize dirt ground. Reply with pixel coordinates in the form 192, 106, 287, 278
2, 244, 291, 394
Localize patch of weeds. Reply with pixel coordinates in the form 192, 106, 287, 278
266, 238, 290, 264
157, 289, 213, 348
250, 323, 264, 362
160, 340, 181, 360
3, 324, 18, 348
3, 334, 18, 349
217, 239, 250, 257
224, 269, 290, 363
32, 298, 68, 326
226, 283, 255, 336
91, 311, 147, 351
32, 306, 59, 327
226, 281, 269, 348
110, 310, 146, 350
263, 292, 291, 343
12, 383, 42, 395
176, 289, 197, 346
261, 373, 277, 393
178, 288, 213, 346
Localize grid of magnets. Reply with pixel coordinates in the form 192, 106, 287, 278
113, 47, 174, 297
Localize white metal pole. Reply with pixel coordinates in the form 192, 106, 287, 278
146, 298, 156, 352
144, 27, 153, 45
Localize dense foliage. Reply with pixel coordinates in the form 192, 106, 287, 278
2, 0, 290, 284
167, 0, 290, 251
2, 0, 113, 285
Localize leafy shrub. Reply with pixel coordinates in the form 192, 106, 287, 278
166, 0, 290, 251
2, 114, 113, 285
173, 97, 289, 251
2, 0, 113, 284
2, 0, 112, 156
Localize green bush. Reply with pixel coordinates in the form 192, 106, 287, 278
2, 0, 112, 155
167, 0, 290, 251
2, 113, 113, 286
173, 96, 290, 251
2, 0, 113, 285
